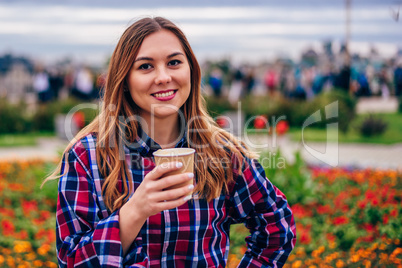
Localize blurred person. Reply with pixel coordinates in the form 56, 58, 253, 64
208, 67, 223, 97
378, 65, 390, 99
32, 65, 51, 103
300, 66, 315, 99
282, 67, 297, 99
243, 66, 256, 96
44, 17, 296, 267
48, 66, 64, 100
355, 71, 371, 97
228, 65, 244, 105
394, 59, 402, 96
264, 67, 278, 96
72, 66, 94, 100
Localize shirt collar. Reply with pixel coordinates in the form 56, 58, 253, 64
126, 124, 188, 157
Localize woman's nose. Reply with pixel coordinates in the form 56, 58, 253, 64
155, 67, 172, 84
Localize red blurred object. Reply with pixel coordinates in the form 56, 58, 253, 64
333, 216, 349, 226
254, 115, 267, 129
275, 120, 289, 135
73, 111, 86, 129
216, 117, 229, 128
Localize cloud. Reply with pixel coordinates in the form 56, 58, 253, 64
0, 3, 399, 65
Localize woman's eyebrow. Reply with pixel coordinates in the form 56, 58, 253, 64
134, 56, 153, 63
134, 52, 184, 62
167, 52, 185, 58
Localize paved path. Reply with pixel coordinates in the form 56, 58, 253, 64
0, 135, 400, 170
244, 135, 402, 170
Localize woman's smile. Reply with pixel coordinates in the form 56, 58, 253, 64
151, 89, 177, 100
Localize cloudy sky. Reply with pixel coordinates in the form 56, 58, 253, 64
0, 0, 400, 66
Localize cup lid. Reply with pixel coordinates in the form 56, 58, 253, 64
153, 148, 195, 157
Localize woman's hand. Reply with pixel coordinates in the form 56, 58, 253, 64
119, 161, 194, 255
126, 161, 194, 220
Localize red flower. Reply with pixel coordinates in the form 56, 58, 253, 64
0, 207, 15, 217
317, 204, 332, 215
291, 204, 312, 218
40, 210, 51, 220
390, 208, 398, 218
254, 115, 268, 129
275, 120, 289, 135
365, 190, 376, 200
1, 219, 15, 235
326, 233, 336, 242
216, 117, 229, 128
357, 200, 367, 209
383, 214, 389, 224
297, 224, 312, 245
73, 111, 86, 129
22, 199, 38, 215
333, 216, 349, 226
362, 223, 376, 233
370, 198, 379, 206
16, 230, 28, 240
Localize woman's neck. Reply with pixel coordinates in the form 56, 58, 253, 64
140, 114, 181, 149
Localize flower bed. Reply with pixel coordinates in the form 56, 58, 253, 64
228, 167, 402, 267
0, 160, 58, 267
1, 159, 401, 267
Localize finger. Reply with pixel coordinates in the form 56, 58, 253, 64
146, 161, 183, 181
156, 191, 194, 211
155, 182, 194, 202
154, 172, 194, 192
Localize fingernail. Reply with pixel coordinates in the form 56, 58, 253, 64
188, 184, 194, 190
176, 162, 183, 168
187, 173, 194, 178
183, 194, 192, 202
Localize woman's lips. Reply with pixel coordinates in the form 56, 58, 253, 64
152, 90, 177, 101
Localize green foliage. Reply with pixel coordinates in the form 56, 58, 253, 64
204, 96, 234, 117
398, 96, 402, 113
0, 99, 31, 134
358, 114, 388, 137
242, 89, 357, 133
0, 98, 99, 134
260, 150, 317, 206
306, 89, 357, 133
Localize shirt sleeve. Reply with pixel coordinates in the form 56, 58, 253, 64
229, 157, 296, 268
56, 142, 149, 267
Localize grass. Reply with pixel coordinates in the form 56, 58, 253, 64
0, 132, 55, 147
288, 113, 402, 145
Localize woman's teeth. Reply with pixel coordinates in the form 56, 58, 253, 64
154, 91, 174, 98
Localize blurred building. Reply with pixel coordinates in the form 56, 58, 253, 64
0, 54, 34, 104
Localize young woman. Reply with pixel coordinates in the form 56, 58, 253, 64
48, 17, 296, 267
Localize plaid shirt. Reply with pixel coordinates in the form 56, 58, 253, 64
56, 129, 296, 267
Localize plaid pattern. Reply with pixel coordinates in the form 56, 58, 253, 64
56, 129, 296, 267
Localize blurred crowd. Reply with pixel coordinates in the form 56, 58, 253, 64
0, 55, 105, 106
32, 64, 105, 103
203, 43, 402, 105
0, 41, 402, 108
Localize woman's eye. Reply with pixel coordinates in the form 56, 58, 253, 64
139, 63, 152, 70
168, 60, 181, 66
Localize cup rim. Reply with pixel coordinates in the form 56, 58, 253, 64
153, 148, 195, 157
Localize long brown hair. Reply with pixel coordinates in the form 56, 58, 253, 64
44, 17, 256, 211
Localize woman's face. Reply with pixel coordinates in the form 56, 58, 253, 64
127, 29, 191, 124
